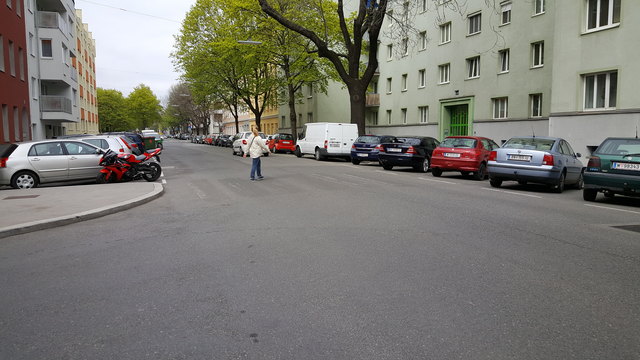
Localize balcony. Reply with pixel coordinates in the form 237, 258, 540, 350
41, 95, 72, 114
366, 93, 380, 107
37, 11, 70, 35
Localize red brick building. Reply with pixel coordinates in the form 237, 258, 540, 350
0, 0, 31, 144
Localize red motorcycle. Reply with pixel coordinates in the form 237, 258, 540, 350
96, 148, 162, 183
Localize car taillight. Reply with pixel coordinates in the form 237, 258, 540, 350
324, 140, 328, 149
542, 154, 554, 166
406, 146, 416, 154
351, 144, 356, 149
587, 156, 601, 171
242, 139, 247, 145
489, 151, 497, 161
375, 145, 384, 152
0, 157, 7, 168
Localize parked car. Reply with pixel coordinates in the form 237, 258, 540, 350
269, 133, 296, 154
141, 131, 164, 149
0, 140, 103, 189
102, 132, 146, 152
265, 135, 273, 148
583, 137, 640, 201
487, 136, 584, 193
76, 135, 132, 154
217, 135, 232, 147
350, 135, 397, 165
232, 131, 269, 156
430, 136, 500, 180
295, 122, 358, 161
378, 136, 440, 172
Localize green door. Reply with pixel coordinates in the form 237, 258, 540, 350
449, 105, 469, 136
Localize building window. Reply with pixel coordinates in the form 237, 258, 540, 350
401, 37, 409, 56
307, 112, 313, 123
493, 97, 508, 119
387, 44, 393, 60
401, 74, 408, 91
369, 111, 378, 125
418, 69, 426, 88
28, 33, 35, 56
0, 35, 4, 72
419, 106, 429, 123
18, 48, 24, 80
388, 9, 393, 26
401, 108, 407, 124
386, 110, 392, 125
41, 39, 53, 58
586, 0, 620, 31
2, 105, 8, 142
468, 13, 481, 35
534, 0, 545, 15
501, 2, 511, 25
386, 77, 392, 93
531, 41, 544, 68
281, 116, 286, 128
31, 77, 38, 99
439, 63, 450, 84
440, 22, 451, 44
499, 49, 509, 73
16, 0, 20, 16
420, 0, 427, 12
584, 71, 617, 110
467, 56, 480, 79
419, 31, 427, 50
530, 94, 543, 117
6, 0, 11, 8
307, 83, 313, 98
8, 41, 15, 77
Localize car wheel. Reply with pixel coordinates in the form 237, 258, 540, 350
473, 163, 486, 181
232, 148, 236, 155
351, 159, 360, 165
415, 157, 429, 173
552, 172, 566, 193
264, 152, 269, 157
382, 164, 393, 170
10, 171, 39, 189
431, 168, 442, 177
574, 171, 584, 190
489, 178, 502, 188
295, 146, 302, 158
314, 148, 324, 161
271, 147, 276, 153
583, 189, 597, 201
142, 163, 162, 182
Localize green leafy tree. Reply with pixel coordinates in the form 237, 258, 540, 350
126, 84, 163, 130
97, 88, 131, 132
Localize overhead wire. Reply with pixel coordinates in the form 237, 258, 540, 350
76, 0, 181, 23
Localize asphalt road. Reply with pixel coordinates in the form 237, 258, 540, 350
1, 139, 639, 360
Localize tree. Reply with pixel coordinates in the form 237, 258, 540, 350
166, 82, 213, 135
97, 88, 131, 132
258, 0, 387, 136
126, 84, 163, 130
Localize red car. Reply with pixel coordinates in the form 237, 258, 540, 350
431, 136, 500, 180
269, 133, 296, 153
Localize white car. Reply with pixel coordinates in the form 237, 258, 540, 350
294, 122, 358, 161
77, 135, 132, 154
231, 131, 269, 156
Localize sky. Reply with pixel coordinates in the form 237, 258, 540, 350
75, 0, 198, 103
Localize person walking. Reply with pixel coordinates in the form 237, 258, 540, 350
243, 128, 269, 181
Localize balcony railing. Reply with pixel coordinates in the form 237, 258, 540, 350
40, 96, 73, 114
366, 93, 380, 107
37, 11, 69, 35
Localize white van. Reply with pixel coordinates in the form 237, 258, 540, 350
294, 122, 358, 161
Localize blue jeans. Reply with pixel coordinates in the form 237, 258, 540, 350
250, 157, 262, 179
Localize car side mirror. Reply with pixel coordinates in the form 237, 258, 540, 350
96, 149, 105, 154
576, 153, 582, 158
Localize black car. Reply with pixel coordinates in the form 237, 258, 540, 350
378, 136, 440, 172
217, 134, 232, 147
350, 135, 397, 165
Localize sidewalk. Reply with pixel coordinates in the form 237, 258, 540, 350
0, 182, 163, 239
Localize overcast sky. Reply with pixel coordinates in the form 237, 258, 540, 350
75, 0, 197, 103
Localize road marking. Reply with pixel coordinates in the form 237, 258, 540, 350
584, 204, 640, 215
482, 188, 543, 199
162, 166, 175, 169
418, 177, 458, 185
162, 179, 167, 184
375, 170, 398, 176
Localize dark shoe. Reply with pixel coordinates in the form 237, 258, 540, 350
257, 176, 264, 180
250, 178, 256, 181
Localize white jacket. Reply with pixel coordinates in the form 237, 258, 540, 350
244, 135, 269, 158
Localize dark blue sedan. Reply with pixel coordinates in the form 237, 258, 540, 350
350, 135, 397, 165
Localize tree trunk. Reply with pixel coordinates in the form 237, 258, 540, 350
287, 83, 298, 140
348, 83, 367, 136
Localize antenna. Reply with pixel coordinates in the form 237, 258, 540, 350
532, 126, 536, 138
636, 120, 638, 139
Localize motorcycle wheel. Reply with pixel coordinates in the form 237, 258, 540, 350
142, 162, 162, 182
96, 172, 115, 184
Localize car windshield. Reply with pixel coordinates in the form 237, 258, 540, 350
280, 134, 293, 140
397, 138, 421, 146
596, 139, 640, 156
439, 138, 477, 148
355, 136, 381, 144
503, 138, 555, 151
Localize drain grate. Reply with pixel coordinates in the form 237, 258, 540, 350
3, 195, 40, 200
612, 225, 640, 234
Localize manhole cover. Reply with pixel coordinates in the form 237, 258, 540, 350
612, 225, 640, 234
4, 195, 40, 200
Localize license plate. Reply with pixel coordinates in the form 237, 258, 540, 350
508, 154, 531, 162
388, 148, 402, 153
444, 153, 461, 158
357, 153, 368, 157
282, 141, 290, 144
329, 143, 340, 147
612, 162, 640, 171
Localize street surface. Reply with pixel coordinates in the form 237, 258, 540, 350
1, 139, 639, 359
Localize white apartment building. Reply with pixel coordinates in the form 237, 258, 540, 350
279, 0, 638, 158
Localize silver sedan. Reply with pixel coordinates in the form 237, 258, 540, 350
0, 139, 103, 189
